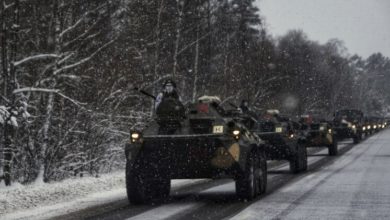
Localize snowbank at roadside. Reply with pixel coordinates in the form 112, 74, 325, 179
0, 171, 126, 218
0, 171, 205, 220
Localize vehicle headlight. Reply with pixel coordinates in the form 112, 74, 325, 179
131, 132, 141, 143
352, 125, 356, 129
368, 125, 371, 129
320, 126, 325, 131
363, 126, 366, 131
233, 130, 240, 136
131, 133, 140, 139
328, 129, 332, 134
373, 125, 377, 129
232, 129, 241, 140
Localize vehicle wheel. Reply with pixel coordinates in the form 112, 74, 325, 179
289, 154, 299, 173
328, 135, 338, 156
300, 145, 308, 172
126, 162, 170, 205
259, 152, 267, 194
290, 144, 307, 173
236, 151, 266, 200
353, 132, 362, 144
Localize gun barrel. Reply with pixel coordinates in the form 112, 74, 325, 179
134, 87, 156, 100
229, 102, 238, 109
140, 90, 156, 100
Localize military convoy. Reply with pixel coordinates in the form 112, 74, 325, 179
125, 90, 387, 204
368, 116, 387, 133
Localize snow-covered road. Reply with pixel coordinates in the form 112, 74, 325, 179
231, 129, 390, 220
2, 129, 389, 220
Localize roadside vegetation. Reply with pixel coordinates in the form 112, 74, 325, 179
1, 0, 389, 185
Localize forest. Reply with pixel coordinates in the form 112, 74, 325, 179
1, 0, 390, 186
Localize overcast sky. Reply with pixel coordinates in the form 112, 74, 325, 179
255, 0, 390, 58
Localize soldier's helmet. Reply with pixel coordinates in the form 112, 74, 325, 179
162, 79, 177, 94
241, 99, 249, 107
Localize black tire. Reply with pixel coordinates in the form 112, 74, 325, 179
353, 132, 362, 144
300, 145, 308, 172
290, 144, 307, 173
126, 162, 170, 205
259, 152, 268, 194
328, 135, 338, 156
236, 151, 267, 200
289, 155, 299, 173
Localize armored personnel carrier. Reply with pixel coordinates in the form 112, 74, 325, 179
125, 96, 267, 204
300, 114, 338, 156
333, 109, 364, 144
248, 110, 308, 173
362, 116, 374, 136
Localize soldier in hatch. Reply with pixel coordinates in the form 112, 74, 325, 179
239, 99, 250, 114
155, 79, 181, 110
154, 79, 185, 134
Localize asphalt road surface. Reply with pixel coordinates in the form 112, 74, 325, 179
56, 129, 390, 220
